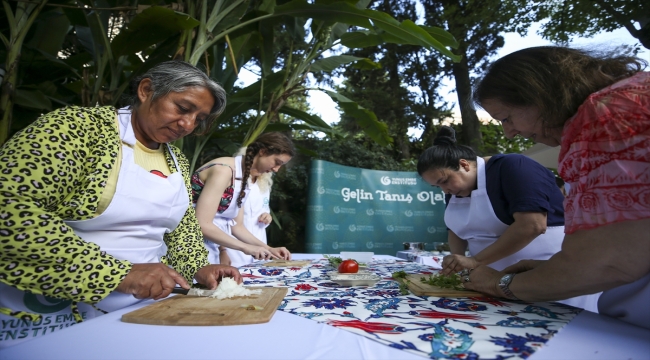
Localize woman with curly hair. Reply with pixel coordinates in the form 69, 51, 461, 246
192, 132, 294, 266
465, 46, 650, 329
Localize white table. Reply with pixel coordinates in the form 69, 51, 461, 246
1, 254, 648, 360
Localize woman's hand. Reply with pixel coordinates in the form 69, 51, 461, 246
269, 247, 291, 260
116, 263, 189, 300
243, 244, 276, 260
258, 212, 272, 225
441, 254, 480, 275
195, 264, 243, 288
461, 265, 506, 298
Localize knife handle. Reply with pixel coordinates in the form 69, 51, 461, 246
171, 288, 189, 295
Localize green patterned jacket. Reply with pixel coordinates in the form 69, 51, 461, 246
0, 106, 209, 322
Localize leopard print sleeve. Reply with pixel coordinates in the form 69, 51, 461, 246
161, 144, 210, 282
0, 106, 132, 304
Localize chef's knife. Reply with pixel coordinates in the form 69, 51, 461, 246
171, 288, 218, 297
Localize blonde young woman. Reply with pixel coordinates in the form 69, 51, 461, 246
192, 133, 294, 266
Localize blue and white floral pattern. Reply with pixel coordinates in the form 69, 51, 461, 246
241, 259, 579, 359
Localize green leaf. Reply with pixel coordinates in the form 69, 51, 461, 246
25, 9, 71, 56
14, 89, 52, 111
275, 0, 460, 61
264, 123, 294, 132
310, 55, 364, 72
325, 91, 392, 146
111, 7, 200, 57
295, 143, 319, 157
259, 19, 275, 76
209, 0, 249, 34
351, 58, 381, 70
276, 1, 371, 29
421, 25, 459, 49
210, 137, 242, 157
230, 70, 287, 100
340, 31, 386, 48
265, 123, 334, 135
278, 106, 332, 129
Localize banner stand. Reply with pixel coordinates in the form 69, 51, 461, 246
305, 160, 448, 255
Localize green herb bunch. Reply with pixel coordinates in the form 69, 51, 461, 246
420, 273, 465, 291
323, 254, 342, 268
391, 271, 411, 295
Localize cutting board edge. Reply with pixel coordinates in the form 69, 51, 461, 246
401, 274, 484, 297
120, 287, 288, 326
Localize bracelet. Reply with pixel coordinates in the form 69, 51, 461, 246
498, 273, 520, 300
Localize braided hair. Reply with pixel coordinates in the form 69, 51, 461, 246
417, 126, 476, 176
237, 132, 295, 207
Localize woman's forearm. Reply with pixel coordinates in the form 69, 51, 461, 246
510, 219, 650, 301
473, 212, 547, 266
231, 223, 269, 248
200, 223, 251, 252
447, 230, 468, 254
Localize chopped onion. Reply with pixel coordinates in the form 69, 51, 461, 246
208, 277, 262, 299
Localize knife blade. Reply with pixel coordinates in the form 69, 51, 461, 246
171, 288, 218, 297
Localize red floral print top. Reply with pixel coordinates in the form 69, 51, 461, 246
559, 72, 650, 234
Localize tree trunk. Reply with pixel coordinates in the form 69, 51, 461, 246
451, 51, 482, 153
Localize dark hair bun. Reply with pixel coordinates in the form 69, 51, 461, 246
433, 126, 457, 146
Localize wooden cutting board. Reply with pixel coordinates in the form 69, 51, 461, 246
262, 260, 312, 267
121, 287, 288, 326
399, 274, 483, 297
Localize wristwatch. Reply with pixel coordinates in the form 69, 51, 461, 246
498, 273, 519, 300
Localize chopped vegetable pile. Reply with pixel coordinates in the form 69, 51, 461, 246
391, 271, 411, 295
420, 273, 465, 291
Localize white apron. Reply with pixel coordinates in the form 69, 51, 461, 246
444, 157, 599, 312
243, 180, 271, 245
0, 109, 189, 349
598, 272, 650, 329
203, 156, 251, 266
226, 180, 271, 267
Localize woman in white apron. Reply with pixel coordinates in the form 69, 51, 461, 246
0, 61, 240, 349
462, 47, 650, 329
192, 132, 294, 267
242, 174, 273, 245
418, 126, 599, 312
219, 149, 274, 267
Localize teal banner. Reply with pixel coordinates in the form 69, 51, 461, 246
305, 160, 448, 255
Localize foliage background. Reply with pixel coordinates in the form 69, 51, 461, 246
1, 0, 645, 251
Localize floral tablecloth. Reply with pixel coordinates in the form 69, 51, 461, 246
240, 258, 580, 360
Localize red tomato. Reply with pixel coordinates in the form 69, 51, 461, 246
338, 259, 359, 273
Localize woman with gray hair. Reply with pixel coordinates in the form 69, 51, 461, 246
0, 60, 241, 348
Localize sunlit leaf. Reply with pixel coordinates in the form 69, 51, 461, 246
275, 0, 460, 61
279, 106, 332, 129
111, 7, 199, 57
326, 91, 392, 146
311, 55, 364, 72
